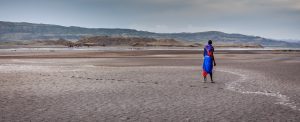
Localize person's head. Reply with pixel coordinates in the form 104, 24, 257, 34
208, 40, 212, 45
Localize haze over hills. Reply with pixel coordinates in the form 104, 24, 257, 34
0, 21, 299, 47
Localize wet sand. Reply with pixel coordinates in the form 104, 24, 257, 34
0, 48, 300, 121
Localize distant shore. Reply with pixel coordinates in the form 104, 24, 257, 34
0, 45, 299, 51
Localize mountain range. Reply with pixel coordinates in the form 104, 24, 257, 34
0, 21, 299, 47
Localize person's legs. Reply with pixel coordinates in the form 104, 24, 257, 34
210, 73, 214, 83
202, 70, 207, 83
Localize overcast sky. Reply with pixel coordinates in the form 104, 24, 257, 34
0, 0, 299, 40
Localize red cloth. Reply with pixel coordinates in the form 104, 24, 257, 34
207, 51, 213, 56
202, 70, 208, 77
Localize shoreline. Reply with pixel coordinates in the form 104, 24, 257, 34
0, 46, 300, 51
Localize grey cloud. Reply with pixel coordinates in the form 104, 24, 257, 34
0, 0, 299, 39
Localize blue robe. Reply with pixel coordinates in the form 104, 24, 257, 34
202, 44, 214, 76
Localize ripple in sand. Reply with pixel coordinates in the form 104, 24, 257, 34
218, 68, 300, 111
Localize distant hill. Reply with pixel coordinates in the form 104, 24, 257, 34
0, 21, 299, 47
0, 36, 201, 47
76, 36, 196, 47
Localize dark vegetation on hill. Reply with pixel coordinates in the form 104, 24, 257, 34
0, 37, 264, 48
0, 37, 200, 47
76, 36, 198, 47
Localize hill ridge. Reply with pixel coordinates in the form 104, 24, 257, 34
0, 21, 299, 47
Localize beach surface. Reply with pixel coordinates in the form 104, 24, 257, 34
0, 48, 300, 121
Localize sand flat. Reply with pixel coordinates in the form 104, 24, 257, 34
0, 48, 300, 121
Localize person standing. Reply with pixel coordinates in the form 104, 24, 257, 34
202, 40, 216, 83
